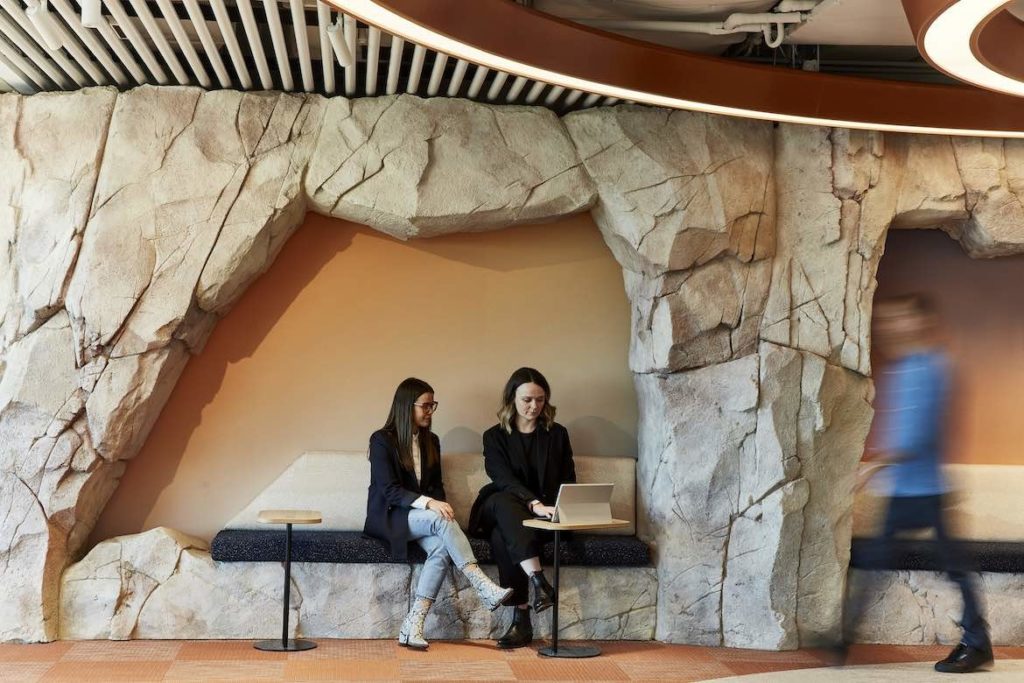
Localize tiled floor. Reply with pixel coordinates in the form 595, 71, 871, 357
0, 640, 1020, 682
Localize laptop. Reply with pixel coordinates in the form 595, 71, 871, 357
551, 483, 614, 524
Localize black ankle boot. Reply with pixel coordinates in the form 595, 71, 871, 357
530, 571, 555, 613
496, 606, 533, 649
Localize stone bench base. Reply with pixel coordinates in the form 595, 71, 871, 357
60, 527, 657, 641
846, 569, 1024, 646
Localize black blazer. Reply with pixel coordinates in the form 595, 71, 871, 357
468, 421, 576, 537
363, 428, 446, 560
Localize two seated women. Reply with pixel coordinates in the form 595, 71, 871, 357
362, 367, 576, 650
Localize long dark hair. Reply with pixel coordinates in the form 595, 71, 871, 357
497, 367, 557, 433
382, 377, 438, 473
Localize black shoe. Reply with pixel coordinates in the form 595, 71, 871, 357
934, 642, 994, 673
496, 607, 533, 649
530, 572, 555, 613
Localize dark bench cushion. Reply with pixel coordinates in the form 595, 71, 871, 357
211, 529, 650, 567
850, 538, 1024, 573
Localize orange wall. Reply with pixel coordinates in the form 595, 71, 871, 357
874, 229, 1024, 465
92, 212, 637, 544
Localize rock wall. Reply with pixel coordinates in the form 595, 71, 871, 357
3, 86, 1024, 646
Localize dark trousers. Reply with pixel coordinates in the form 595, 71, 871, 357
847, 494, 989, 649
480, 492, 545, 606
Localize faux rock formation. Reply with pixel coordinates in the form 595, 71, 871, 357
4, 87, 1024, 647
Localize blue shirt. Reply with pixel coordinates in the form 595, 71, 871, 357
875, 351, 949, 497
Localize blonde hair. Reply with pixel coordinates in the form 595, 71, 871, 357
497, 367, 557, 433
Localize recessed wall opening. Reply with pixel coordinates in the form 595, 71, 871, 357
90, 212, 638, 547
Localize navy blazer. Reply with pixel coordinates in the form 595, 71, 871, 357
468, 421, 576, 537
363, 428, 446, 560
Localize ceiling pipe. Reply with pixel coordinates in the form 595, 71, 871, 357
446, 57, 467, 96
290, 0, 314, 91
404, 42, 424, 93
364, 24, 379, 94
152, 0, 209, 87
237, 0, 273, 89
384, 33, 402, 93
78, 0, 97, 26
326, 19, 353, 67
50, 0, 126, 84
317, 0, 335, 93
342, 13, 356, 95
75, 0, 146, 84
0, 29, 50, 87
105, 0, 166, 84
24, 0, 62, 50
466, 63, 488, 97
425, 51, 446, 96
126, 0, 188, 84
0, 49, 35, 92
485, 70, 507, 100
208, 0, 251, 88
262, 0, 294, 90
1, 0, 86, 85
0, 9, 69, 87
29, 0, 105, 83
505, 75, 527, 101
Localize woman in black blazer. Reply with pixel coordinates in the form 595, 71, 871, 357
468, 367, 577, 649
364, 378, 511, 650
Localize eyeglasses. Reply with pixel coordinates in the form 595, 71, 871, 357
414, 402, 439, 413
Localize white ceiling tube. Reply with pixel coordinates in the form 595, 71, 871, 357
326, 19, 352, 68
208, 0, 252, 89
505, 75, 527, 101
153, 0, 210, 87
105, 0, 166, 84
0, 9, 69, 87
316, 1, 335, 94
544, 85, 564, 105
466, 64, 487, 98
486, 71, 507, 100
28, 0, 106, 84
563, 89, 583, 106
342, 13, 356, 95
78, 0, 97, 26
76, 0, 146, 84
524, 79, 545, 103
405, 42, 424, 94
0, 51, 34, 92
384, 33, 402, 94
179, 0, 228, 87
364, 24, 378, 94
0, 30, 51, 88
50, 0, 125, 85
262, 0, 292, 90
126, 0, 188, 84
582, 92, 601, 107
425, 51, 445, 96
0, 0, 86, 85
236, 0, 273, 89
24, 0, 62, 50
289, 0, 314, 91
445, 57, 467, 96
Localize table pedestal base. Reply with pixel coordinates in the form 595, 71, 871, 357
538, 644, 601, 658
254, 639, 317, 652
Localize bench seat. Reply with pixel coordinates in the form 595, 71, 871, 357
211, 529, 651, 566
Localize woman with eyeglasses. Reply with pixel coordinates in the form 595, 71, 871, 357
467, 367, 577, 649
364, 377, 512, 650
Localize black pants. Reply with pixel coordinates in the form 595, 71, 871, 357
480, 491, 546, 606
847, 495, 989, 649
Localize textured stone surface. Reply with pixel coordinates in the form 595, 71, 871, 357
5, 89, 1024, 646
306, 96, 595, 239
59, 528, 653, 640
847, 569, 1024, 646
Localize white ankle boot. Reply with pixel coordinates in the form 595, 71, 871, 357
463, 563, 513, 611
398, 597, 432, 649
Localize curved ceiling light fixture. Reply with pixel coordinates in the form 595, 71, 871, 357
904, 0, 1024, 98
327, 0, 1024, 138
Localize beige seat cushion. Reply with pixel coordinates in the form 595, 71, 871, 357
227, 450, 636, 535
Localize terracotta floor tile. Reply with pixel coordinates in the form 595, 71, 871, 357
394, 640, 509, 660
284, 658, 399, 680
39, 660, 172, 682
286, 639, 395, 660
508, 659, 629, 681
0, 642, 74, 662
163, 660, 286, 680
176, 640, 298, 661
399, 659, 516, 680
724, 660, 824, 676
710, 647, 828, 664
61, 639, 182, 661
596, 641, 717, 662
617, 659, 736, 681
0, 662, 55, 683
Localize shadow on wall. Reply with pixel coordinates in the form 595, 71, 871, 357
90, 212, 637, 547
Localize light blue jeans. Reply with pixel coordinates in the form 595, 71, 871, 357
408, 508, 478, 601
